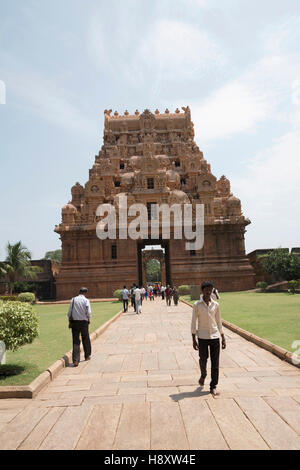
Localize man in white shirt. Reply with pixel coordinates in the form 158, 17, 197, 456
122, 285, 129, 312
134, 286, 142, 314
68, 287, 92, 367
191, 281, 226, 396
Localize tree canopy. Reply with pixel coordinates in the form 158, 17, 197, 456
43, 250, 62, 263
4, 242, 42, 293
146, 259, 161, 282
261, 248, 300, 282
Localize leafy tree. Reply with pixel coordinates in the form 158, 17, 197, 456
146, 259, 161, 282
43, 250, 62, 263
0, 301, 39, 351
0, 259, 8, 295
178, 285, 191, 295
288, 280, 298, 294
4, 242, 42, 294
256, 281, 268, 292
17, 292, 36, 304
113, 289, 123, 301
261, 248, 300, 282
0, 264, 6, 278
13, 281, 36, 294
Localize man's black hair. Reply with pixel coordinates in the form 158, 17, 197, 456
80, 287, 88, 294
201, 281, 214, 291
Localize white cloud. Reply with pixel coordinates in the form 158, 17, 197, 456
189, 50, 300, 143
231, 78, 300, 251
87, 14, 226, 91
192, 80, 272, 142
1, 53, 97, 138
262, 16, 300, 56
139, 19, 226, 78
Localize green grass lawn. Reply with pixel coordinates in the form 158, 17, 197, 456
0, 301, 122, 386
182, 292, 300, 353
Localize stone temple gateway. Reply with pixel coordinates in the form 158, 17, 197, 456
55, 107, 255, 300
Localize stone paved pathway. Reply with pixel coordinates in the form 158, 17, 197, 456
0, 299, 300, 450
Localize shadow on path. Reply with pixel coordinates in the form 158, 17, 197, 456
170, 387, 211, 402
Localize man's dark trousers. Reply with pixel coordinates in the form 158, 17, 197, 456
71, 320, 91, 364
198, 338, 220, 390
123, 299, 128, 312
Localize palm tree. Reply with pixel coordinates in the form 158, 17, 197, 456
0, 262, 7, 278
5, 241, 42, 294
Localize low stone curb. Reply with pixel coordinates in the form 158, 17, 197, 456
180, 298, 300, 369
0, 308, 124, 399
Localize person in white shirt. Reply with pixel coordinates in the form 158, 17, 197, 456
68, 287, 92, 367
122, 286, 130, 312
134, 286, 142, 314
191, 281, 226, 396
141, 286, 146, 302
211, 287, 220, 301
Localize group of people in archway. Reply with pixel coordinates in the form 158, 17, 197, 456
121, 283, 179, 314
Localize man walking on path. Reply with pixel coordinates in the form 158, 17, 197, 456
130, 284, 137, 312
134, 286, 142, 314
149, 287, 154, 301
121, 285, 129, 312
172, 286, 179, 306
68, 287, 92, 367
191, 281, 226, 396
165, 285, 172, 306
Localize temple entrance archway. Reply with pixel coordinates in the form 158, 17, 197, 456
137, 241, 170, 287
143, 251, 165, 286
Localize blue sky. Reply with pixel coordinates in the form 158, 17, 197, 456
0, 0, 300, 259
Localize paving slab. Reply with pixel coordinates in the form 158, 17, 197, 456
150, 402, 189, 449
75, 404, 122, 450
0, 406, 49, 450
39, 404, 93, 450
0, 298, 299, 450
207, 398, 269, 450
264, 396, 300, 434
179, 398, 229, 450
18, 407, 66, 450
113, 403, 150, 450
235, 396, 300, 449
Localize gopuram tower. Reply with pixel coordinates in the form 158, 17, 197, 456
54, 107, 255, 299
